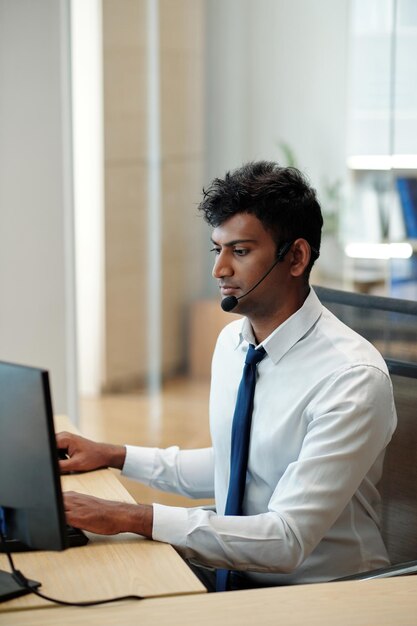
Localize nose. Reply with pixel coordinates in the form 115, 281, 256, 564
212, 249, 233, 279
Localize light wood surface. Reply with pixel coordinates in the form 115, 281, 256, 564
0, 416, 205, 613
3, 576, 417, 626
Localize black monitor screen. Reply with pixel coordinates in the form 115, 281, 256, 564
0, 361, 67, 552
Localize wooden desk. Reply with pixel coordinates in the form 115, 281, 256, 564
0, 417, 205, 613
2, 576, 417, 626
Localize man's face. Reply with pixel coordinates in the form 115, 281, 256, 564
211, 212, 289, 316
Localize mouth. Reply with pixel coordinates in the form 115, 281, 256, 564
219, 284, 239, 296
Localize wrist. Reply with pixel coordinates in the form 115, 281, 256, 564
120, 503, 153, 538
101, 443, 127, 470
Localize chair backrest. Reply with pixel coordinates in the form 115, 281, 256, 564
380, 373, 417, 563
314, 286, 417, 564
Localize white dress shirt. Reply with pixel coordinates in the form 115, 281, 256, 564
122, 288, 397, 585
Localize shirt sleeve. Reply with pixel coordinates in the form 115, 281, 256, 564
122, 445, 215, 499
152, 364, 396, 574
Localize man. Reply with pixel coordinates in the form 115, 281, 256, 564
58, 161, 396, 590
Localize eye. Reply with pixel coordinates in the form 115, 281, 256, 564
210, 247, 221, 255
233, 248, 248, 256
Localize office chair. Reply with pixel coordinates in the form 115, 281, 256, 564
314, 286, 417, 580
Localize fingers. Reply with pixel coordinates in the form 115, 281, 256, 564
56, 431, 73, 450
55, 431, 98, 473
56, 432, 75, 472
63, 492, 121, 535
62, 492, 153, 538
63, 491, 97, 511
59, 455, 78, 473
63, 491, 95, 528
56, 432, 127, 477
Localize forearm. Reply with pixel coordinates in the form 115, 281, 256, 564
120, 502, 153, 538
100, 442, 126, 470
152, 505, 302, 573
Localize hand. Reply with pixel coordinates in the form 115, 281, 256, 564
63, 491, 153, 537
56, 431, 126, 473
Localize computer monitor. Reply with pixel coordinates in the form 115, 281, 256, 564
0, 361, 72, 601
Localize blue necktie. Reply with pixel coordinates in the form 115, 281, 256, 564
216, 344, 266, 592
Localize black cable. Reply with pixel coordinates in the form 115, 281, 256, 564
0, 529, 144, 606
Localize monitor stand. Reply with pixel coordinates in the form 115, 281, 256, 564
0, 569, 40, 603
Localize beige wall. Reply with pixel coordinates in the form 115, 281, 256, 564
102, 0, 205, 391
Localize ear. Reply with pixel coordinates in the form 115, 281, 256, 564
289, 239, 311, 278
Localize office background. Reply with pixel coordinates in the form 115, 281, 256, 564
0, 0, 416, 433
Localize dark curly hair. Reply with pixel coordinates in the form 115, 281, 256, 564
198, 161, 323, 277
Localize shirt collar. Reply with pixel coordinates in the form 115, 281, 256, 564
236, 287, 323, 365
